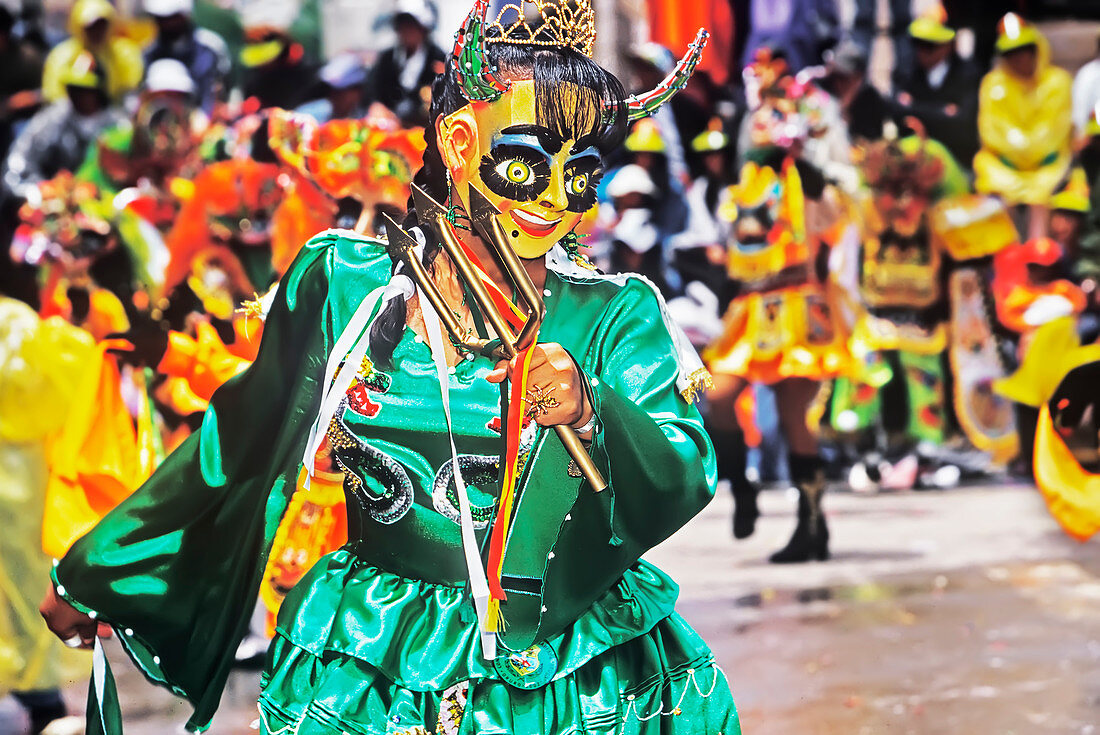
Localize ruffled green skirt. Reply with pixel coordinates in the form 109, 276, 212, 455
256, 550, 739, 735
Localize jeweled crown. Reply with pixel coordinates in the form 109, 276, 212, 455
452, 0, 708, 123
484, 0, 596, 57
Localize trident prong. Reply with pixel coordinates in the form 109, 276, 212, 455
466, 185, 545, 353
412, 185, 520, 362
382, 213, 491, 356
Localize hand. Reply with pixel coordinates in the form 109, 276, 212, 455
896, 91, 912, 107
944, 103, 958, 117
486, 343, 593, 430
40, 586, 112, 649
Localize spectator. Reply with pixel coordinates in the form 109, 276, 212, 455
852, 0, 911, 79
1076, 112, 1100, 283
3, 52, 124, 200
296, 53, 368, 123
974, 14, 1073, 240
41, 0, 143, 104
627, 42, 698, 185
1072, 30, 1100, 139
602, 164, 671, 294
623, 118, 690, 260
671, 122, 735, 303
892, 6, 981, 168
1048, 169, 1090, 276
240, 26, 319, 111
820, 40, 889, 142
0, 2, 43, 159
676, 123, 733, 252
143, 0, 230, 115
365, 0, 445, 127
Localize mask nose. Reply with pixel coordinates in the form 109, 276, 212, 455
538, 165, 569, 213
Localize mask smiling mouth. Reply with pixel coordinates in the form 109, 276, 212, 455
510, 208, 563, 237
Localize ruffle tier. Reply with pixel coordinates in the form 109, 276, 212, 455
259, 549, 739, 734
275, 550, 684, 691
259, 613, 739, 735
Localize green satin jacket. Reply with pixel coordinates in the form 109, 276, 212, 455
54, 230, 717, 731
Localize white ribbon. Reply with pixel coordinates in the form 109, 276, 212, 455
92, 638, 110, 734
302, 274, 415, 487
417, 273, 496, 661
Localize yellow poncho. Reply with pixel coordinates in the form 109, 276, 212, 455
0, 298, 93, 694
41, 0, 144, 103
974, 32, 1073, 206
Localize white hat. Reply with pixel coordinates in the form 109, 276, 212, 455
144, 0, 193, 17
607, 164, 657, 198
394, 0, 437, 31
145, 58, 196, 95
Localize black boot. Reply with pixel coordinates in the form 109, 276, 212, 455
769, 454, 829, 563
708, 424, 759, 539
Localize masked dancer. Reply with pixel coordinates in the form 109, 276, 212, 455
41, 2, 740, 734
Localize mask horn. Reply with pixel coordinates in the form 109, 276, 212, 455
613, 29, 710, 123
452, 0, 511, 102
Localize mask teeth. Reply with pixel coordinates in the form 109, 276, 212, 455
610, 28, 710, 124
453, 0, 511, 102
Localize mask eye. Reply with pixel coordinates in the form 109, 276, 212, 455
480, 144, 550, 203
562, 157, 602, 213
497, 159, 535, 186
568, 172, 589, 196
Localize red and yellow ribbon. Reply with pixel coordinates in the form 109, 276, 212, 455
455, 242, 537, 630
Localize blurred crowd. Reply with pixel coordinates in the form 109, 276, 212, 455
5, 0, 1100, 729
1, 0, 1099, 515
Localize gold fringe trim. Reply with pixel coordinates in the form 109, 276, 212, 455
680, 368, 715, 403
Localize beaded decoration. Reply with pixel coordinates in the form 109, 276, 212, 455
451, 0, 708, 123
621, 664, 725, 725
484, 0, 596, 57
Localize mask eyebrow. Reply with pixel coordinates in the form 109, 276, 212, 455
500, 124, 565, 155
570, 133, 602, 156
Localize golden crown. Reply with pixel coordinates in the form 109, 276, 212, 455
484, 0, 596, 57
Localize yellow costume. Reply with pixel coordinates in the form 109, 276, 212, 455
704, 161, 850, 384
0, 298, 92, 694
42, 0, 144, 103
973, 19, 1073, 206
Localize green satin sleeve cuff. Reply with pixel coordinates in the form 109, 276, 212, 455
586, 372, 715, 549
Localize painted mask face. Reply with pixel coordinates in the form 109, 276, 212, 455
441, 80, 604, 259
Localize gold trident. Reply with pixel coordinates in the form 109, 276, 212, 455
382, 184, 608, 492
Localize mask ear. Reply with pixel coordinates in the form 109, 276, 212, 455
437, 107, 480, 188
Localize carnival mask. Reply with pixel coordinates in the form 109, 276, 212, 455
440, 80, 602, 259
443, 0, 709, 259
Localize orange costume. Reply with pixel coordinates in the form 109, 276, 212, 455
704, 160, 850, 384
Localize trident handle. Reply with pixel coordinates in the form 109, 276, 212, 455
397, 186, 608, 492
464, 186, 608, 493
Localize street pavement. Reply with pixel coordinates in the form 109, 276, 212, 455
3, 482, 1099, 734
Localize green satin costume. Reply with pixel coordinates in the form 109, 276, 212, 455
53, 230, 741, 735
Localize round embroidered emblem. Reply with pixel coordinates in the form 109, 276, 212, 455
493, 643, 558, 690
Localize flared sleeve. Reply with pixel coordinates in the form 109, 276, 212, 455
52, 238, 334, 732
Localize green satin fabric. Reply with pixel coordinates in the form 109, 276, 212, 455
56, 240, 336, 730
54, 230, 732, 732
260, 612, 740, 735
275, 551, 679, 691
